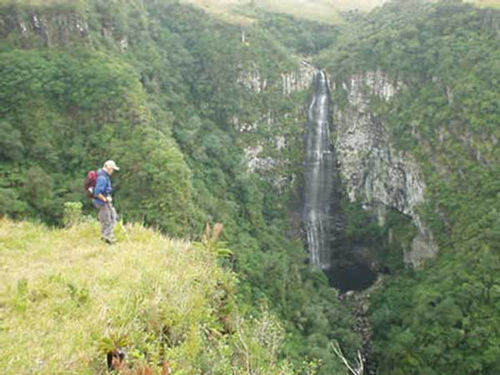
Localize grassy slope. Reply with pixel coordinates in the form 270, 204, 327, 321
179, 0, 387, 25
0, 219, 289, 374
5, 0, 499, 12
471, 0, 500, 8
183, 0, 500, 26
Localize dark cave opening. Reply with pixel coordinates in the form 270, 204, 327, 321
325, 256, 378, 292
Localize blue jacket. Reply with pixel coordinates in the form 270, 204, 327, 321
93, 169, 113, 206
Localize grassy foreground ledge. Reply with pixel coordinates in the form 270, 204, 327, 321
0, 219, 295, 374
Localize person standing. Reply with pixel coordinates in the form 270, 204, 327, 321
94, 160, 120, 244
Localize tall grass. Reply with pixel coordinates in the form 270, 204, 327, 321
0, 219, 294, 374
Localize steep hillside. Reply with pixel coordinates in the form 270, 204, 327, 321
179, 0, 500, 24
3, 0, 498, 374
179, 0, 388, 25
468, 0, 500, 8
318, 1, 500, 373
0, 218, 300, 374
0, 0, 360, 373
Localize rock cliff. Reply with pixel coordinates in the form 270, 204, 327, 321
1, 6, 89, 48
332, 71, 438, 267
236, 60, 315, 188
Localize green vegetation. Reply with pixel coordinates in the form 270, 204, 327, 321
0, 47, 194, 235
256, 11, 338, 54
179, 0, 389, 24
468, 0, 500, 9
4, 0, 498, 373
180, 0, 343, 25
319, 1, 500, 373
0, 0, 81, 6
249, 0, 343, 24
0, 0, 360, 373
341, 201, 413, 274
0, 218, 306, 374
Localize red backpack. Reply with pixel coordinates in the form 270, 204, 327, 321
84, 170, 97, 198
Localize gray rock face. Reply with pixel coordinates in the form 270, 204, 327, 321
237, 68, 268, 93
281, 60, 316, 96
2, 10, 128, 51
332, 71, 438, 267
237, 60, 315, 96
4, 12, 89, 47
237, 61, 314, 188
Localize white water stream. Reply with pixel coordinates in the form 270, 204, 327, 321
303, 71, 335, 270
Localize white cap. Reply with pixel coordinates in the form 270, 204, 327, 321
104, 160, 120, 171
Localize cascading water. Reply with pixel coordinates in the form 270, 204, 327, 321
303, 71, 378, 374
303, 70, 377, 291
303, 71, 336, 270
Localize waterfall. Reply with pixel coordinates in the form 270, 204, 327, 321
303, 71, 335, 270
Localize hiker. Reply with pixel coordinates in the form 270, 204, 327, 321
93, 160, 120, 244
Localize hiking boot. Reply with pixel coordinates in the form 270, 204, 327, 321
101, 236, 116, 245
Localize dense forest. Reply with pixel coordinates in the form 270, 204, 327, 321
1, 0, 499, 374
318, 1, 500, 373
1, 1, 359, 373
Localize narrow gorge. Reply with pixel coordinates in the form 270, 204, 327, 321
2, 1, 499, 374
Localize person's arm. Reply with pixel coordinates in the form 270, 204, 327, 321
94, 176, 108, 202
95, 193, 108, 202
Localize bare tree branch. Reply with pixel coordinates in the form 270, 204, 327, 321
330, 341, 364, 375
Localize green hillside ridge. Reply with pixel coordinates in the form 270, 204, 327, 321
179, 0, 393, 25
3, 0, 499, 374
0, 1, 361, 373
467, 0, 500, 9
0, 0, 384, 25
318, 1, 500, 373
0, 218, 304, 374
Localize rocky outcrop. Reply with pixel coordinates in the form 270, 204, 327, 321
237, 69, 268, 93
281, 60, 316, 95
1, 9, 89, 48
0, 5, 128, 51
237, 60, 315, 96
243, 138, 291, 190
332, 71, 438, 267
236, 61, 314, 188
